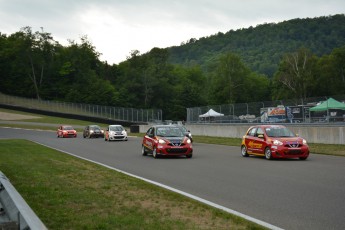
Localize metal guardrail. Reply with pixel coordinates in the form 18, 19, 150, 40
0, 171, 47, 230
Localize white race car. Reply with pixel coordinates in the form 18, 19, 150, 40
104, 125, 128, 141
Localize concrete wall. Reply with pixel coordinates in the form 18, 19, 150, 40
139, 124, 345, 145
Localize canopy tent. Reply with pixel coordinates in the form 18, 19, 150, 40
199, 109, 224, 118
309, 98, 345, 111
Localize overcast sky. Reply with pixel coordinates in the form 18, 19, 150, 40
1, 0, 344, 64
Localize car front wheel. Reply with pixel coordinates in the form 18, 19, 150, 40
152, 147, 158, 158
241, 145, 249, 157
265, 147, 272, 160
142, 145, 147, 156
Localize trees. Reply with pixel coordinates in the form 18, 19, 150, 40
315, 46, 345, 96
18, 27, 57, 99
272, 48, 317, 100
208, 53, 270, 105
209, 53, 248, 104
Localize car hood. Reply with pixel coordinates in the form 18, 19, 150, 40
161, 137, 185, 144
273, 137, 304, 144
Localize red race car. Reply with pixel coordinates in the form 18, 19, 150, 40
57, 125, 77, 138
142, 125, 193, 158
241, 125, 309, 160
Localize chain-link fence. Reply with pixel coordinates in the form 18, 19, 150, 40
0, 93, 162, 123
187, 95, 345, 124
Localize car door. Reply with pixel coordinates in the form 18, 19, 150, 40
253, 127, 266, 155
143, 127, 155, 152
245, 127, 257, 153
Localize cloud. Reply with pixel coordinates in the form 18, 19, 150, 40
1, 0, 345, 64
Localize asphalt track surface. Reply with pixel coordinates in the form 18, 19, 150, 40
1, 127, 345, 230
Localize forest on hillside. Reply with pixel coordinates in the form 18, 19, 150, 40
0, 15, 345, 120
168, 14, 345, 77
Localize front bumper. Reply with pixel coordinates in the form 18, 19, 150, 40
108, 134, 128, 141
156, 145, 193, 156
271, 145, 309, 158
63, 133, 77, 138
90, 133, 104, 138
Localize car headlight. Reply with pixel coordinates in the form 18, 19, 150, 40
90, 130, 94, 133
303, 139, 307, 145
273, 139, 283, 145
158, 139, 166, 144
186, 139, 191, 144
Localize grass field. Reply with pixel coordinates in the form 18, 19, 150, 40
0, 139, 265, 229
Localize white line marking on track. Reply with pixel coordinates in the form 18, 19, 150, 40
33, 141, 284, 230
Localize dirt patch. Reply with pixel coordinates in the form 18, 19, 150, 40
0, 112, 41, 120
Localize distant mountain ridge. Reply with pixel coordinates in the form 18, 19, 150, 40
166, 14, 345, 77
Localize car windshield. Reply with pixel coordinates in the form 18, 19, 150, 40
156, 127, 184, 137
90, 125, 100, 130
265, 126, 295, 137
63, 126, 73, 130
179, 126, 188, 132
110, 126, 123, 131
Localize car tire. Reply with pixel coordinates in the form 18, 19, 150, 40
186, 154, 192, 158
152, 147, 158, 158
141, 145, 147, 156
241, 145, 249, 157
299, 156, 308, 160
265, 147, 273, 160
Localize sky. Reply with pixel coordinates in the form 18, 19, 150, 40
1, 0, 345, 64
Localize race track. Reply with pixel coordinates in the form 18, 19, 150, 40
1, 127, 345, 230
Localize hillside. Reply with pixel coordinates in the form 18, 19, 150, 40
167, 14, 345, 77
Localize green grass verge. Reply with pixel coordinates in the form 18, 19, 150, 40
0, 139, 266, 230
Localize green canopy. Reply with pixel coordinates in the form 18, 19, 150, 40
309, 98, 345, 112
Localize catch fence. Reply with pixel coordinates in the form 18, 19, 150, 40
187, 95, 345, 124
0, 93, 162, 123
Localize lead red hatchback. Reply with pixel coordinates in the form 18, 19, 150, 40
57, 125, 77, 138
241, 125, 309, 160
142, 125, 193, 158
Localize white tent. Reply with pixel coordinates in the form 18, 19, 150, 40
199, 109, 224, 118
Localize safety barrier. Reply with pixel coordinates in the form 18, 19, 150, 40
0, 171, 47, 230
